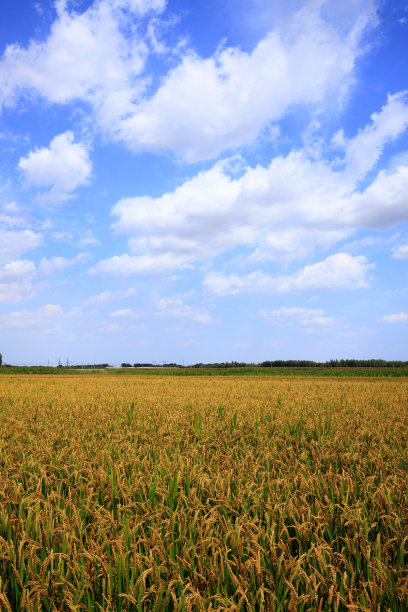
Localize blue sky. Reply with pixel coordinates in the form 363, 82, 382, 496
0, 0, 407, 366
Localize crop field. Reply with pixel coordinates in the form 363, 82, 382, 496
0, 374, 407, 611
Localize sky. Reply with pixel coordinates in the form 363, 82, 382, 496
0, 0, 408, 366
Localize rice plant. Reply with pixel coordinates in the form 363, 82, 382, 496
0, 373, 406, 610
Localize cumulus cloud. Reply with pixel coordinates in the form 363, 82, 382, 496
259, 306, 337, 327
18, 132, 92, 203
107, 154, 344, 272
380, 312, 408, 323
0, 0, 376, 161
203, 253, 373, 296
97, 95, 408, 278
0, 1, 151, 116
392, 244, 408, 259
116, 3, 375, 161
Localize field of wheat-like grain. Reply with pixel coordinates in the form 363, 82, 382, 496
0, 374, 407, 611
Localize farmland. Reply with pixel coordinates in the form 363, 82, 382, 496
0, 374, 407, 610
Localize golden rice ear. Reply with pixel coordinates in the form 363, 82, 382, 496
0, 371, 405, 609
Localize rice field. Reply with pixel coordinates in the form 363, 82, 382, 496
0, 374, 407, 610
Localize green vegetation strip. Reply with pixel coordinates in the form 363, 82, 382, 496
1, 366, 408, 377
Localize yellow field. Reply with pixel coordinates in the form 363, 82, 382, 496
0, 374, 407, 610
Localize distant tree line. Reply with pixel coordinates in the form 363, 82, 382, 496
259, 359, 408, 368
186, 359, 408, 368
190, 361, 253, 369
122, 359, 408, 369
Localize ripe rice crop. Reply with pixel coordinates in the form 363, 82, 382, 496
0, 374, 407, 610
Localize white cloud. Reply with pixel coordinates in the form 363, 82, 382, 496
78, 231, 101, 248
18, 132, 92, 203
146, 17, 172, 54
41, 304, 63, 315
0, 214, 27, 228
0, 0, 170, 159
0, 202, 31, 229
203, 253, 373, 295
0, 304, 64, 330
109, 308, 143, 318
37, 253, 89, 276
259, 306, 337, 327
0, 283, 34, 304
0, 253, 88, 304
99, 97, 408, 277
0, 1, 150, 112
245, 228, 349, 264
116, 4, 375, 161
105, 293, 212, 324
0, 259, 36, 283
348, 164, 408, 228
279, 253, 373, 291
112, 0, 166, 14
2, 201, 19, 212
100, 323, 122, 333
334, 91, 408, 181
89, 253, 192, 276
392, 244, 408, 259
107, 154, 342, 271
381, 312, 408, 323
0, 229, 43, 264
0, 259, 37, 304
0, 0, 376, 162
156, 295, 212, 323
53, 230, 74, 242
83, 288, 137, 306
341, 235, 382, 253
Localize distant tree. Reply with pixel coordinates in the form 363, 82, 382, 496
0, 353, 2, 367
